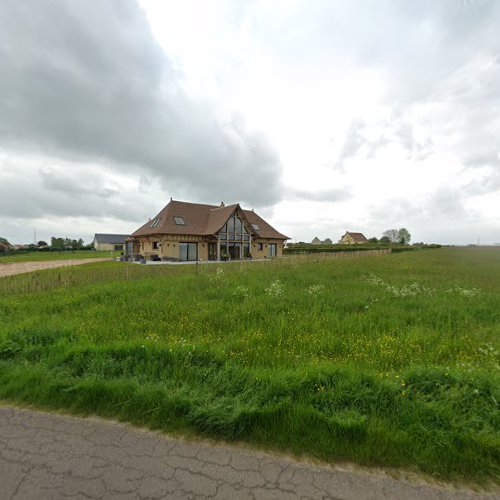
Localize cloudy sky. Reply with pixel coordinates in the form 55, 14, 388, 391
1, 0, 499, 245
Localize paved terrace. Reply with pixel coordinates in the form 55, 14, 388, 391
0, 406, 496, 500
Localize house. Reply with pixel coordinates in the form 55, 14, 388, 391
93, 234, 129, 252
127, 199, 288, 261
0, 241, 13, 254
339, 231, 368, 245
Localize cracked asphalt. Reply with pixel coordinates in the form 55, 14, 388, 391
0, 407, 497, 500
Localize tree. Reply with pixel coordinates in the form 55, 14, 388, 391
398, 228, 411, 245
37, 240, 48, 247
379, 236, 390, 244
51, 237, 65, 249
368, 237, 378, 243
322, 238, 333, 244
382, 229, 399, 243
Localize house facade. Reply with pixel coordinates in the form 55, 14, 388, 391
93, 234, 130, 252
339, 231, 368, 245
127, 200, 288, 261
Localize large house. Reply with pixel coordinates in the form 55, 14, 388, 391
127, 199, 288, 261
339, 231, 368, 245
93, 234, 130, 252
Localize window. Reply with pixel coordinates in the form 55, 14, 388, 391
216, 214, 252, 260
268, 243, 277, 258
114, 244, 123, 251
153, 241, 159, 250
174, 216, 185, 225
258, 243, 264, 251
150, 218, 161, 228
251, 223, 260, 231
179, 242, 197, 261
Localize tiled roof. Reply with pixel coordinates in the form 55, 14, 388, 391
131, 200, 288, 240
93, 234, 130, 244
342, 232, 368, 242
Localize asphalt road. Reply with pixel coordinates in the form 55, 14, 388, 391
0, 406, 497, 500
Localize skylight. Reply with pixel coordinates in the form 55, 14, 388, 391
251, 223, 260, 231
150, 218, 161, 228
174, 216, 185, 225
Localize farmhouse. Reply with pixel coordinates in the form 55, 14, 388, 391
93, 234, 129, 252
339, 231, 368, 245
127, 199, 288, 261
0, 241, 12, 254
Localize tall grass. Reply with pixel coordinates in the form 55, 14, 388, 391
0, 248, 499, 482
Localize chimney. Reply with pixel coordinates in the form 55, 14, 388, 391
220, 201, 225, 207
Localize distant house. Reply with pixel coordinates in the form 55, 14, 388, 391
311, 237, 321, 244
93, 234, 129, 252
127, 199, 288, 261
0, 241, 12, 254
339, 231, 368, 245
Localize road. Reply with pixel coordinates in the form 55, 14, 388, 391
0, 406, 496, 500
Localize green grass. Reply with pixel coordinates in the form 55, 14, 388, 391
0, 250, 118, 263
0, 248, 499, 483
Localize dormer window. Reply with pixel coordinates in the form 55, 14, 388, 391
174, 216, 185, 225
251, 223, 260, 231
150, 218, 161, 228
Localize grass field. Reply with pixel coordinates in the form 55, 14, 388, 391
0, 248, 498, 483
0, 250, 118, 263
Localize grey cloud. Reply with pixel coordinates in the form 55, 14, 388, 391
40, 170, 119, 199
335, 118, 432, 168
0, 0, 282, 210
0, 163, 154, 222
426, 188, 466, 218
289, 187, 351, 203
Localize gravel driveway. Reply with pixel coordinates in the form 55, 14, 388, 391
0, 258, 111, 278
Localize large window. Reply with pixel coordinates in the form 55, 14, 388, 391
217, 214, 251, 260
268, 243, 277, 258
179, 242, 197, 261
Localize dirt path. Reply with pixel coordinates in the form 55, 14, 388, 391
0, 258, 111, 278
0, 407, 496, 500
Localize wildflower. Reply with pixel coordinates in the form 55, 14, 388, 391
307, 284, 325, 295
265, 278, 284, 297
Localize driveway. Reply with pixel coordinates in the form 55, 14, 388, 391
0, 258, 111, 278
0, 406, 496, 500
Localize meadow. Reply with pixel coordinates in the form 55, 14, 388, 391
0, 248, 498, 483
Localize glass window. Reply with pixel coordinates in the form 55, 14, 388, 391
174, 216, 185, 225
268, 243, 277, 258
153, 241, 159, 250
150, 218, 161, 228
252, 223, 260, 231
179, 242, 197, 261
258, 243, 264, 251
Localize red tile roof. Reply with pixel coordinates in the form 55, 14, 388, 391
132, 200, 288, 240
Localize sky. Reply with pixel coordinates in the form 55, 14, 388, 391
1, 0, 499, 245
